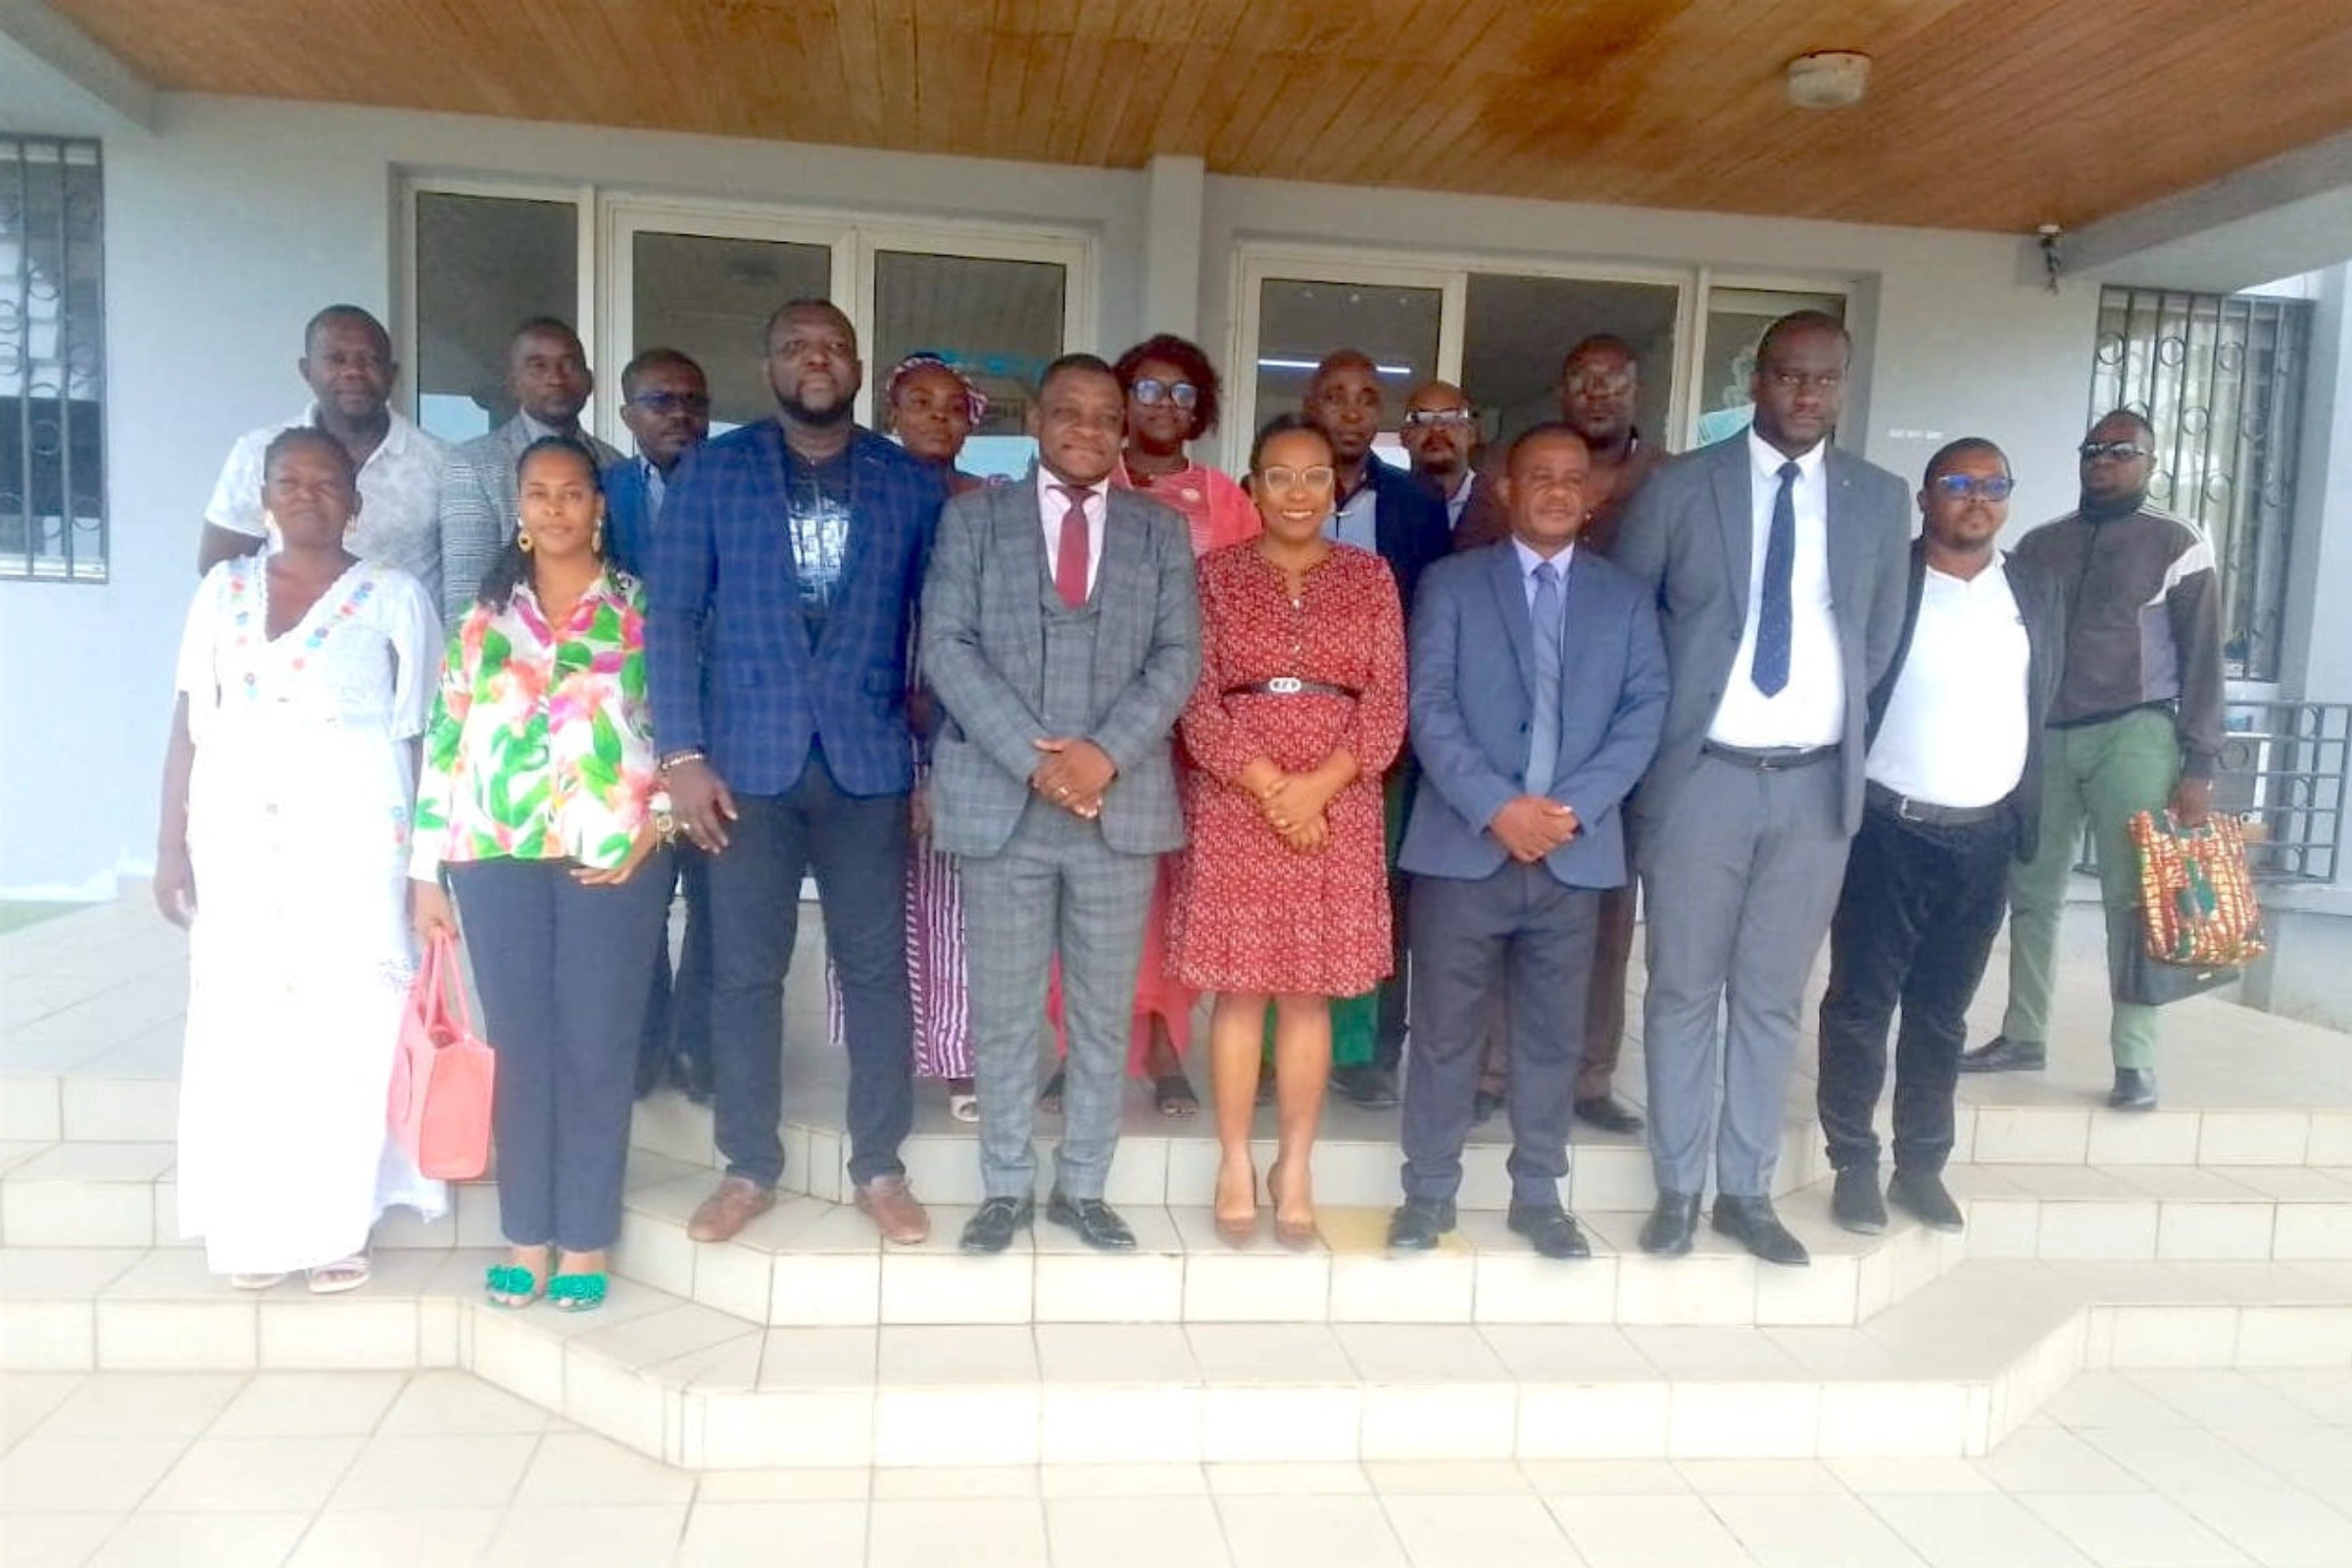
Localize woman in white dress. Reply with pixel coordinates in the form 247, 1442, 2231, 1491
153, 426, 447, 1291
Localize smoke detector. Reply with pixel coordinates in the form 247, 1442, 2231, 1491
1787, 51, 1872, 110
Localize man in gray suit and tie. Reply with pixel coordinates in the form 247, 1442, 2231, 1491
1390, 424, 1668, 1257
921, 354, 1202, 1254
1614, 312, 1910, 1267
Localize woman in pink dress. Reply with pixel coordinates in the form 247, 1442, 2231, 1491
1172, 415, 1407, 1248
1042, 334, 1259, 1118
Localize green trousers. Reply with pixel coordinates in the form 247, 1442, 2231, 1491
2001, 708, 2181, 1069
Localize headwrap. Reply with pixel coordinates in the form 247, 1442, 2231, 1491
886, 351, 989, 426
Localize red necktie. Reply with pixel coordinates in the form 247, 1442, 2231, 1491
1054, 485, 1091, 609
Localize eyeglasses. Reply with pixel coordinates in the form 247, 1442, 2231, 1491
1929, 473, 2017, 502
1129, 377, 1199, 410
2079, 440, 2151, 462
1401, 408, 1476, 430
1563, 369, 1634, 396
628, 391, 712, 416
1258, 465, 1336, 491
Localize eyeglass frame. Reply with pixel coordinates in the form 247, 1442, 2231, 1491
2078, 440, 2152, 462
625, 390, 713, 416
1400, 407, 1477, 430
1129, 377, 1200, 410
1928, 473, 2017, 502
1257, 464, 1337, 490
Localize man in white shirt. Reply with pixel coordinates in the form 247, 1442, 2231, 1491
1399, 379, 1500, 541
1613, 313, 1912, 1267
1816, 440, 2064, 1235
195, 306, 449, 607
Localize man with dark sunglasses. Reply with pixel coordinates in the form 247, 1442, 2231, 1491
1961, 410, 2226, 1111
1817, 440, 2063, 1234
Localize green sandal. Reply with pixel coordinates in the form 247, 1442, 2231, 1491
483, 1263, 545, 1308
548, 1272, 608, 1313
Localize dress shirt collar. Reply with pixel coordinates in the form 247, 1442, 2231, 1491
1037, 466, 1110, 513
1511, 536, 1576, 584
1747, 427, 1827, 485
299, 405, 416, 465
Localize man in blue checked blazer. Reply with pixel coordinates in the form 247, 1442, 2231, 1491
648, 299, 947, 1250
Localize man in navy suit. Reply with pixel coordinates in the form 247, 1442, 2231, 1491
649, 299, 947, 1249
603, 348, 717, 1103
1305, 349, 1453, 1108
1388, 425, 1668, 1257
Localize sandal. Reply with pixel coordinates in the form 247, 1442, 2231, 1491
307, 1254, 370, 1295
1152, 1074, 1200, 1118
228, 1272, 288, 1292
484, 1252, 548, 1309
548, 1272, 609, 1313
1038, 1068, 1065, 1114
948, 1080, 979, 1124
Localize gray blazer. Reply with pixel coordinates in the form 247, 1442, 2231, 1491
1613, 435, 1912, 834
1398, 543, 1669, 888
920, 478, 1202, 859
436, 414, 623, 619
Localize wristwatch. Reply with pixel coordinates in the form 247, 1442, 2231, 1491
649, 790, 679, 843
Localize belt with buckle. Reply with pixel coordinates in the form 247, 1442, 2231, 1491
1224, 677, 1359, 699
1866, 781, 2009, 827
1701, 741, 1839, 772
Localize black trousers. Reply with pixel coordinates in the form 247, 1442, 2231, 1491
448, 853, 672, 1251
706, 745, 912, 1189
638, 848, 713, 1071
1401, 862, 1598, 1206
1373, 760, 1419, 1069
1817, 804, 2014, 1176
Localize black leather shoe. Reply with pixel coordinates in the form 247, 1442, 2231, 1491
1711, 1195, 1810, 1267
1046, 1191, 1136, 1251
1958, 1035, 2046, 1073
1385, 1198, 1456, 1251
1639, 1191, 1702, 1256
2108, 1068, 2159, 1111
1574, 1095, 1644, 1134
958, 1196, 1035, 1253
1832, 1166, 1887, 1235
1472, 1088, 1505, 1126
673, 1051, 713, 1106
1888, 1168, 1964, 1232
1507, 1203, 1592, 1260
1331, 1064, 1399, 1109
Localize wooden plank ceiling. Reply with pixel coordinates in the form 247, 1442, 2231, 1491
50, 0, 2352, 232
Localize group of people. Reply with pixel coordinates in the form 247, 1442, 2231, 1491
155, 292, 2222, 1302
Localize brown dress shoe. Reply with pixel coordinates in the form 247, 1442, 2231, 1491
855, 1174, 932, 1246
687, 1176, 775, 1243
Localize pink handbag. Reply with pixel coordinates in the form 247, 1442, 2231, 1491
387, 930, 495, 1180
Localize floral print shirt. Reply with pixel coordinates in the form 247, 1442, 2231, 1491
410, 568, 657, 877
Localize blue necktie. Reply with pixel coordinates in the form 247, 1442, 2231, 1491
1752, 461, 1799, 697
1526, 560, 1564, 795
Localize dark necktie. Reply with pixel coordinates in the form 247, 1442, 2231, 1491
1752, 460, 1799, 697
1054, 485, 1090, 609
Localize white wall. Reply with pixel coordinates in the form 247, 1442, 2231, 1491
1, 92, 2115, 895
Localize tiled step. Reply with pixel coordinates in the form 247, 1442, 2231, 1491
1950, 1162, 2352, 1261
8, 1244, 2350, 1465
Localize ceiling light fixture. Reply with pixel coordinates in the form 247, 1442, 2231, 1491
1787, 50, 1871, 110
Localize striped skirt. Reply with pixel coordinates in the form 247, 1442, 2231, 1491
825, 838, 971, 1080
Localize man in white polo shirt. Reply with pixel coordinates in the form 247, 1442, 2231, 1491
1815, 438, 2064, 1235
196, 305, 449, 608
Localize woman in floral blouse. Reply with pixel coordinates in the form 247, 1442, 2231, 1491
411, 436, 669, 1312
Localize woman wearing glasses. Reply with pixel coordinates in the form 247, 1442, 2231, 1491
1171, 414, 1407, 1247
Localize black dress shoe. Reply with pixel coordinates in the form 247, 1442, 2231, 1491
1574, 1096, 1644, 1135
1958, 1035, 2046, 1073
1832, 1166, 1887, 1235
1472, 1088, 1505, 1126
1046, 1191, 1136, 1250
1639, 1191, 1701, 1256
1888, 1168, 1964, 1232
673, 1051, 713, 1105
1711, 1195, 1810, 1267
958, 1196, 1035, 1253
2108, 1068, 2159, 1111
1507, 1203, 1592, 1260
1385, 1198, 1456, 1251
1331, 1064, 1400, 1108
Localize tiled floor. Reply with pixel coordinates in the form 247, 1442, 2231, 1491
7, 1366, 2352, 1566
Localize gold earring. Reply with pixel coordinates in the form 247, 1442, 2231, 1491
592, 520, 604, 554
517, 530, 534, 553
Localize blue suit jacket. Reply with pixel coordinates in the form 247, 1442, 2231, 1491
600, 457, 659, 582
1361, 458, 1452, 624
1398, 542, 1669, 887
647, 422, 946, 798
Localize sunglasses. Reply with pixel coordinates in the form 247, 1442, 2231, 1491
1129, 377, 1200, 410
1929, 473, 2016, 502
628, 391, 711, 416
1258, 465, 1336, 491
1564, 369, 1634, 396
1401, 408, 1476, 430
2079, 440, 2150, 462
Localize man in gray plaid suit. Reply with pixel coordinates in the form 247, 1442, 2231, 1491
921, 354, 1202, 1253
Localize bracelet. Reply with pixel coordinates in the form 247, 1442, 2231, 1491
658, 749, 706, 772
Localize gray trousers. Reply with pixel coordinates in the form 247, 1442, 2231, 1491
959, 801, 1156, 1200
1640, 754, 1850, 1198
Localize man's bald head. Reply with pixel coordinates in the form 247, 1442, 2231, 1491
1400, 379, 1478, 485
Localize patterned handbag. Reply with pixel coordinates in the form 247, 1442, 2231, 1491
2128, 809, 2268, 968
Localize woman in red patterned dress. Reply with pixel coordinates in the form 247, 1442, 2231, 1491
1171, 415, 1408, 1248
